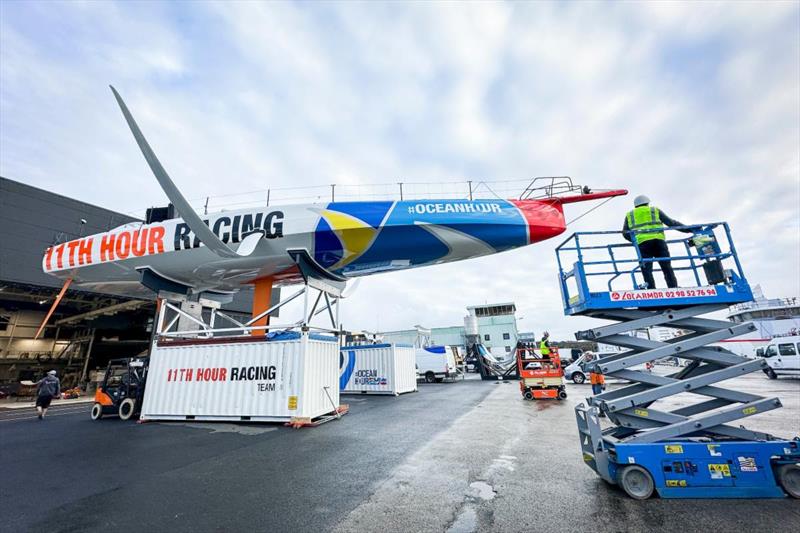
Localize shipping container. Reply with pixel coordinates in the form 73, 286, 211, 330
140, 333, 340, 422
340, 344, 417, 395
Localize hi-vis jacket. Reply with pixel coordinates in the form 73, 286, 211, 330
539, 339, 551, 356
622, 206, 686, 244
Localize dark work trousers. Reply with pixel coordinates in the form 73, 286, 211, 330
638, 239, 678, 289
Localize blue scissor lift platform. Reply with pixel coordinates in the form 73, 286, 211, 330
556, 223, 800, 499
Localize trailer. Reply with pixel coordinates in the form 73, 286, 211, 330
557, 222, 800, 499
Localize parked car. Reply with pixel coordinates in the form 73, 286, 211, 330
757, 336, 800, 379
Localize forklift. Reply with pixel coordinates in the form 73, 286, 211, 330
90, 355, 149, 421
517, 345, 567, 400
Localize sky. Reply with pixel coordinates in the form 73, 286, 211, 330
1, 1, 799, 339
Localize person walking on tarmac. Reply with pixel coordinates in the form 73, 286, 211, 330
34, 370, 61, 420
539, 332, 552, 360
584, 352, 607, 417
623, 195, 694, 289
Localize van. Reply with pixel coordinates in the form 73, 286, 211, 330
564, 354, 589, 384
564, 353, 651, 383
757, 335, 800, 379
416, 346, 458, 383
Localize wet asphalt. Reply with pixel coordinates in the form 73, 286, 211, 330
0, 372, 798, 533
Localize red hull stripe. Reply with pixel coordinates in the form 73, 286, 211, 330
509, 200, 566, 245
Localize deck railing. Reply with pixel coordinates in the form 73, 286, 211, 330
122, 176, 600, 218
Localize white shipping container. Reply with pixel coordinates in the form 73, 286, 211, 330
141, 333, 340, 422
340, 344, 418, 395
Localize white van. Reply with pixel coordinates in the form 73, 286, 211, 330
416, 346, 458, 383
758, 336, 800, 379
564, 353, 651, 383
564, 354, 589, 384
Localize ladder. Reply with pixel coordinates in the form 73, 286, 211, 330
556, 222, 800, 499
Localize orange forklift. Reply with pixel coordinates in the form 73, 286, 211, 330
517, 345, 567, 400
90, 356, 149, 421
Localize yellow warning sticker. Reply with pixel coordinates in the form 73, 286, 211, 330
666, 480, 687, 487
665, 445, 684, 454
708, 463, 731, 479
707, 444, 722, 457
288, 396, 298, 410
634, 408, 649, 417
743, 406, 757, 415
582, 453, 593, 463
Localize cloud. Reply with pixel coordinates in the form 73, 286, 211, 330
1, 0, 798, 339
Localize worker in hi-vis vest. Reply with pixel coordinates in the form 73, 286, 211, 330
622, 195, 693, 289
539, 331, 551, 359
583, 352, 606, 417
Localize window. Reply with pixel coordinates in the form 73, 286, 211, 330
764, 345, 778, 357
503, 333, 510, 340
472, 305, 515, 317
484, 334, 490, 341
505, 346, 511, 353
778, 343, 797, 356
106, 366, 130, 386
0, 313, 10, 332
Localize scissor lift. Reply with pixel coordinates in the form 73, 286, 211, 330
556, 223, 800, 499
517, 347, 567, 400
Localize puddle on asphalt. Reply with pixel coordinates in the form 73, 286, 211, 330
446, 481, 496, 533
446, 505, 477, 533
469, 481, 496, 500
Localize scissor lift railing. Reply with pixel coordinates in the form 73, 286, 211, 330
556, 223, 800, 499
556, 222, 753, 315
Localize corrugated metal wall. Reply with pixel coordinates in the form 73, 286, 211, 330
392, 345, 418, 394
298, 337, 340, 418
141, 337, 339, 421
380, 326, 466, 347
380, 330, 418, 346
0, 177, 138, 288
0, 177, 259, 314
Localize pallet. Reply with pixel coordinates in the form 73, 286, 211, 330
285, 404, 349, 428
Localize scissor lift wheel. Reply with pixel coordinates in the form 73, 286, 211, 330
523, 390, 533, 400
778, 464, 800, 499
618, 465, 655, 500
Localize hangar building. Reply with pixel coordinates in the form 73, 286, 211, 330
0, 176, 254, 393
